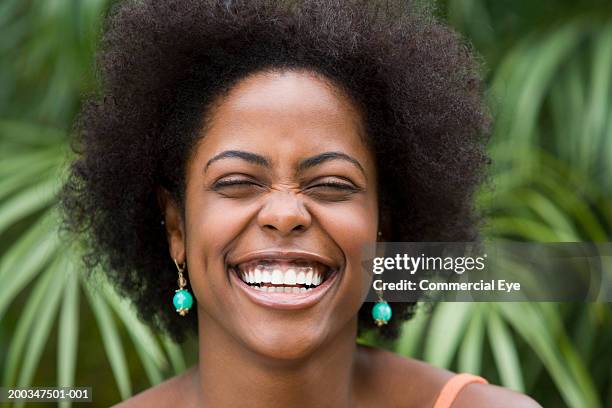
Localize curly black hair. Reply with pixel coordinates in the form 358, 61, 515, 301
60, 0, 491, 343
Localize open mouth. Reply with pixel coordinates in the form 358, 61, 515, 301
228, 259, 336, 294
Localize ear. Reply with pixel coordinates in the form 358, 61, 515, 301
156, 187, 186, 263
374, 199, 392, 261
377, 200, 393, 242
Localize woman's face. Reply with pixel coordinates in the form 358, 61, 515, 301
176, 69, 378, 360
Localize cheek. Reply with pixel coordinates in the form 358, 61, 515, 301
183, 192, 258, 291
309, 194, 378, 306
312, 194, 378, 254
188, 196, 257, 245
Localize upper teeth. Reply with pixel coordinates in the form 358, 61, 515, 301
238, 264, 324, 286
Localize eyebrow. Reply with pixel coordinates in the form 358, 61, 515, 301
205, 149, 365, 176
297, 151, 365, 175
205, 150, 269, 171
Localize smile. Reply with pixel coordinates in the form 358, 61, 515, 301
235, 260, 330, 292
227, 251, 340, 309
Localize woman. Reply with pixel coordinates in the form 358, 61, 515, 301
60, 0, 541, 406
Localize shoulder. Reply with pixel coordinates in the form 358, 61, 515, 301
356, 345, 541, 408
453, 382, 542, 408
356, 344, 456, 408
111, 366, 197, 408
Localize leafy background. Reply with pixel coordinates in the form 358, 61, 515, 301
1, 0, 611, 406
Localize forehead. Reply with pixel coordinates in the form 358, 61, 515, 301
193, 69, 372, 167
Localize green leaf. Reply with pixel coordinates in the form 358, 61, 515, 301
58, 259, 79, 408
0, 211, 60, 321
396, 306, 430, 358
132, 339, 164, 386
0, 152, 60, 200
549, 58, 585, 163
577, 23, 612, 175
499, 303, 601, 408
487, 309, 525, 392
0, 120, 66, 146
492, 22, 584, 148
539, 303, 601, 408
0, 176, 59, 235
161, 336, 187, 375
84, 282, 132, 399
458, 305, 484, 374
514, 187, 578, 240
102, 280, 168, 371
13, 257, 66, 408
1, 255, 60, 388
424, 302, 472, 368
485, 216, 561, 241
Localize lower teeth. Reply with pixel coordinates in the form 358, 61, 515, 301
250, 285, 313, 293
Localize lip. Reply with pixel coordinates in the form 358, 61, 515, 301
229, 265, 340, 310
228, 249, 338, 270
227, 249, 341, 310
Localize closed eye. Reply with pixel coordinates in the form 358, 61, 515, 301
211, 175, 265, 198
213, 179, 259, 188
308, 181, 358, 191
304, 178, 362, 201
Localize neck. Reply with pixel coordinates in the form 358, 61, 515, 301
192, 311, 361, 408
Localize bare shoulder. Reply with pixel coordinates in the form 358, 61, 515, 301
356, 345, 541, 408
111, 366, 197, 408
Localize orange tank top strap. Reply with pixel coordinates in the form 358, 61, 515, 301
432, 373, 488, 408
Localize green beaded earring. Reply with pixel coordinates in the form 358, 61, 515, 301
173, 259, 193, 316
372, 230, 391, 327
372, 293, 392, 327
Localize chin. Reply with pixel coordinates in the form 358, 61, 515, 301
239, 320, 333, 362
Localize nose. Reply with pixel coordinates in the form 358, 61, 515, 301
257, 190, 312, 236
